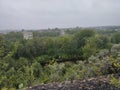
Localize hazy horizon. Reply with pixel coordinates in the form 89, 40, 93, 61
0, 0, 120, 30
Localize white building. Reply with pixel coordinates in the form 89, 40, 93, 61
60, 30, 65, 35
23, 31, 33, 40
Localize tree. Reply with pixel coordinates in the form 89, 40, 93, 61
0, 35, 6, 58
74, 29, 95, 48
5, 31, 23, 42
111, 32, 120, 44
32, 61, 42, 78
82, 37, 97, 59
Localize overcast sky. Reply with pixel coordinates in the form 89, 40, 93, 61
0, 0, 120, 30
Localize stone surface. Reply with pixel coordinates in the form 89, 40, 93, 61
28, 76, 120, 90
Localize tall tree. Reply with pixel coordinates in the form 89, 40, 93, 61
0, 35, 6, 58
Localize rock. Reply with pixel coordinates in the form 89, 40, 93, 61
29, 75, 120, 90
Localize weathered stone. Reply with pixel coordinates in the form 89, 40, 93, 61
28, 76, 120, 90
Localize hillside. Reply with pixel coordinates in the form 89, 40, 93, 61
1, 29, 120, 89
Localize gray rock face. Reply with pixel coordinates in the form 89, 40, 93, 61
28, 76, 120, 90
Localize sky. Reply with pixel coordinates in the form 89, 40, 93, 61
0, 0, 120, 30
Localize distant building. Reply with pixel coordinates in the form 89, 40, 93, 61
23, 31, 33, 40
60, 30, 65, 35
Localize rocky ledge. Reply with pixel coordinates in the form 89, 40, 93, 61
28, 76, 120, 90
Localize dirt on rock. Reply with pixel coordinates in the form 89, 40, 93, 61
27, 76, 120, 90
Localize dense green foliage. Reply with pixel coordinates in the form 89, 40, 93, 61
0, 28, 120, 89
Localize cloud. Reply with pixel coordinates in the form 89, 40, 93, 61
0, 0, 120, 30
